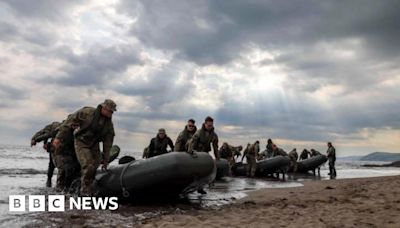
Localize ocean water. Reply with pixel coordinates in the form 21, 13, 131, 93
0, 144, 399, 227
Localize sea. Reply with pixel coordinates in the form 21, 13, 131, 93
0, 144, 399, 227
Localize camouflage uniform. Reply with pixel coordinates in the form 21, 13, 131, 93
327, 145, 336, 176
174, 125, 197, 152
219, 143, 242, 167
148, 133, 174, 158
266, 140, 274, 158
53, 120, 80, 192
288, 149, 299, 172
187, 124, 219, 159
244, 142, 259, 177
56, 101, 115, 196
31, 122, 61, 187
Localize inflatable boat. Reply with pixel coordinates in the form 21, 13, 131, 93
231, 156, 290, 176
295, 155, 327, 173
95, 151, 215, 199
215, 158, 230, 179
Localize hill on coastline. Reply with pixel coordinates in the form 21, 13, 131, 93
360, 152, 400, 161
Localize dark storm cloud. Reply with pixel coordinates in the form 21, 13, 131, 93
43, 44, 143, 87
119, 0, 400, 65
114, 61, 197, 111
0, 21, 56, 47
0, 83, 28, 101
2, 0, 81, 22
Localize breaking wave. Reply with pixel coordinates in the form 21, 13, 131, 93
0, 168, 47, 175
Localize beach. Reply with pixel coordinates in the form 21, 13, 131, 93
141, 175, 400, 228
2, 144, 400, 227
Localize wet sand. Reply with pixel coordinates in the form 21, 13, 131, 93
141, 175, 400, 228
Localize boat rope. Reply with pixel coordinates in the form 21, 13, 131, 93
120, 161, 134, 198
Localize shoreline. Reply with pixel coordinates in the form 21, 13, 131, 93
140, 175, 400, 227
18, 174, 400, 227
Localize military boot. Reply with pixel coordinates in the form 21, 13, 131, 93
46, 178, 52, 187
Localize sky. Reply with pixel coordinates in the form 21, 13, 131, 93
0, 0, 399, 156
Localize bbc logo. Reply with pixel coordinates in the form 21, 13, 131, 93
9, 195, 65, 212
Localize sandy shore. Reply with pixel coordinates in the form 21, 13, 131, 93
141, 176, 400, 228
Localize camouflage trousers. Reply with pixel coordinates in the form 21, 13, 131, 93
246, 154, 257, 177
289, 156, 298, 172
329, 160, 336, 176
53, 146, 80, 191
75, 140, 101, 196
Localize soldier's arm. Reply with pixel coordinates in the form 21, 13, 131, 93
212, 134, 220, 160
148, 139, 155, 157
187, 132, 199, 153
241, 149, 247, 162
102, 126, 115, 163
31, 123, 53, 143
168, 137, 174, 152
174, 132, 184, 151
55, 111, 81, 141
34, 132, 54, 143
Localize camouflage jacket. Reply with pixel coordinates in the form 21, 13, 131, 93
244, 143, 260, 156
219, 144, 234, 159
31, 122, 61, 143
56, 106, 115, 158
288, 150, 299, 161
174, 126, 197, 152
148, 135, 174, 157
188, 124, 219, 159
327, 146, 336, 162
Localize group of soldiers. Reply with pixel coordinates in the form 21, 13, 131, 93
140, 119, 337, 178
31, 99, 337, 196
31, 99, 117, 196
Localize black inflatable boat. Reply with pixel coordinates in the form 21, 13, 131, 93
231, 156, 290, 176
95, 151, 215, 199
215, 158, 230, 179
296, 155, 327, 173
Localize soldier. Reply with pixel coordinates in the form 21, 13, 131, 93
273, 144, 288, 156
53, 117, 80, 192
288, 148, 299, 172
327, 142, 337, 176
174, 119, 197, 152
31, 121, 61, 187
148, 128, 174, 158
232, 145, 243, 160
241, 143, 251, 162
299, 149, 311, 160
266, 138, 274, 157
310, 148, 322, 157
187, 116, 220, 160
219, 143, 242, 167
54, 99, 116, 196
242, 141, 259, 177
187, 116, 219, 194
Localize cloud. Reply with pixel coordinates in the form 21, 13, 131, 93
42, 44, 143, 86
1, 0, 81, 21
0, 0, 400, 155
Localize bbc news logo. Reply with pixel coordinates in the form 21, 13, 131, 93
9, 195, 119, 212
